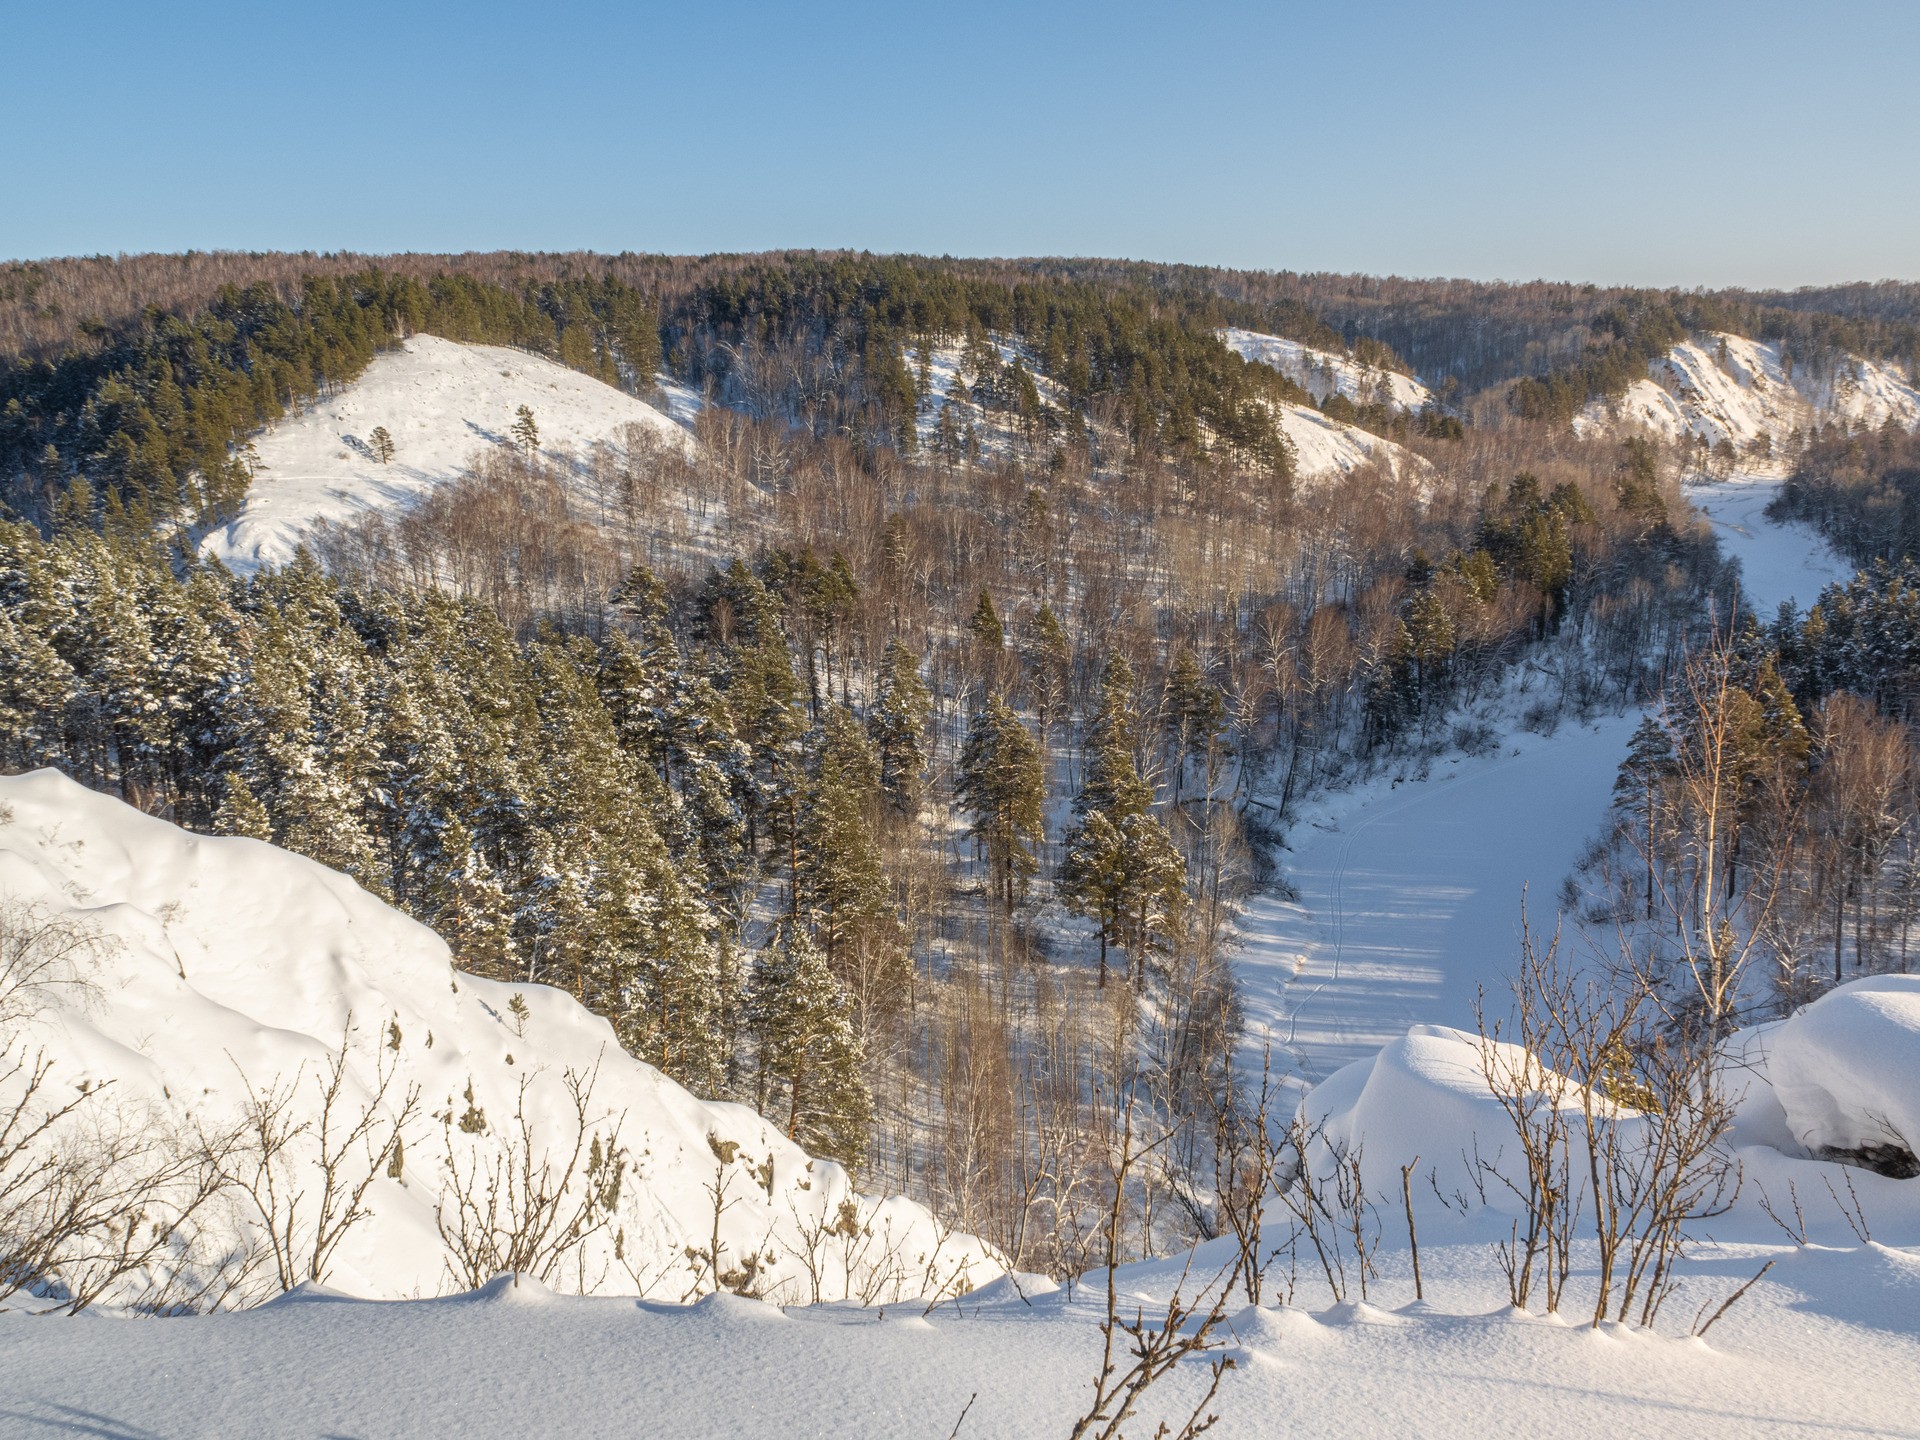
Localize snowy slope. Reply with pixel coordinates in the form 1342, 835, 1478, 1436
1220, 327, 1434, 413
1271, 400, 1422, 486
0, 769, 994, 1306
201, 335, 692, 574
1576, 332, 1920, 451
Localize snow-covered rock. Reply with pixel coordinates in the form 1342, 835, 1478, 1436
201, 335, 693, 574
1220, 328, 1434, 413
0, 769, 996, 1305
1744, 976, 1920, 1170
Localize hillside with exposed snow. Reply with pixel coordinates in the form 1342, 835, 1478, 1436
0, 769, 995, 1309
1220, 327, 1434, 413
201, 335, 697, 574
911, 333, 1423, 486
1576, 332, 1920, 456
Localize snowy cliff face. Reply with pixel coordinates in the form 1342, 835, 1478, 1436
0, 769, 996, 1306
1575, 332, 1920, 453
200, 335, 696, 575
1218, 328, 1434, 413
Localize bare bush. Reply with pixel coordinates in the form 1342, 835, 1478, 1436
216, 1015, 421, 1293
435, 1059, 627, 1291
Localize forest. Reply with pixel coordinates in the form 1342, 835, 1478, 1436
0, 249, 1764, 1274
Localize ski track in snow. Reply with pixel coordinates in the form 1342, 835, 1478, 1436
1236, 473, 1853, 1088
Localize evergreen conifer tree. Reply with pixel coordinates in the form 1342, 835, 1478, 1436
748, 927, 872, 1171
956, 693, 1046, 912
511, 405, 540, 460
866, 641, 932, 817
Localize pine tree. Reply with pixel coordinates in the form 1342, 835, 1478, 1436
795, 708, 905, 1029
214, 771, 273, 841
748, 927, 872, 1171
1062, 655, 1187, 986
968, 588, 1004, 650
866, 640, 931, 817
1615, 713, 1675, 920
511, 405, 539, 460
369, 426, 395, 465
1025, 604, 1073, 743
956, 693, 1046, 913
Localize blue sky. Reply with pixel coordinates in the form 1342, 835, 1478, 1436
6, 0, 1916, 287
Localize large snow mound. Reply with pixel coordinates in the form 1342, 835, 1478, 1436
1294, 1023, 1566, 1202
1220, 328, 1434, 413
1576, 332, 1920, 450
201, 335, 693, 574
0, 769, 995, 1305
1750, 976, 1920, 1166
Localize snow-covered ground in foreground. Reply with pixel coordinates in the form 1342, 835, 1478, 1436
201, 335, 692, 574
1575, 332, 1920, 450
0, 769, 994, 1307
1220, 327, 1434, 413
6, 1239, 1920, 1439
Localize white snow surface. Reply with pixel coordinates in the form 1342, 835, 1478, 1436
1689, 472, 1858, 619
0, 769, 995, 1306
1754, 976, 1920, 1161
1220, 327, 1434, 413
1236, 704, 1641, 1086
1576, 332, 1920, 449
9, 1251, 1920, 1438
1270, 400, 1423, 487
201, 335, 692, 574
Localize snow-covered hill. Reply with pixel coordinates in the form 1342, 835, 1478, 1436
0, 769, 994, 1307
1220, 327, 1434, 413
201, 335, 696, 574
1576, 332, 1920, 454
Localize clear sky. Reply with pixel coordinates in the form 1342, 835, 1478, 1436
7, 0, 1917, 289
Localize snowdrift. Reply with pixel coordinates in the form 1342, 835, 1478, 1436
1575, 332, 1920, 451
201, 335, 695, 574
1293, 1024, 1532, 1201
0, 769, 996, 1306
1294, 983, 1920, 1239
1741, 976, 1920, 1173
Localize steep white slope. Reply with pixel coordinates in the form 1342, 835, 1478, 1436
1804, 352, 1920, 431
0, 769, 994, 1306
1576, 332, 1920, 451
1220, 327, 1434, 412
1272, 400, 1422, 485
201, 335, 693, 574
